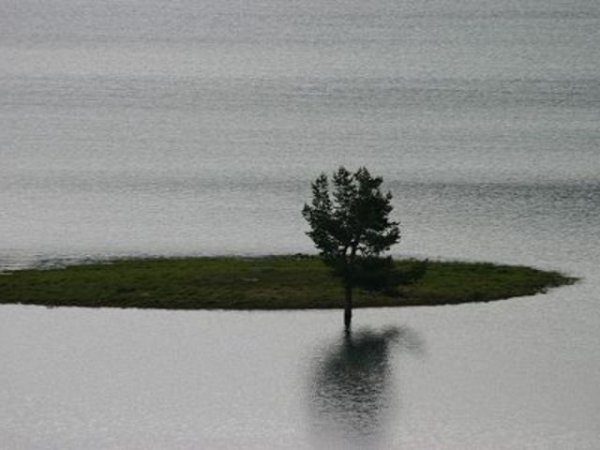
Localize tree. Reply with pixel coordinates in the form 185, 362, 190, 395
302, 167, 401, 330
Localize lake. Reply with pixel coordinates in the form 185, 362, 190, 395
1, 0, 599, 448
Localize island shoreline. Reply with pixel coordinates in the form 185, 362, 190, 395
0, 255, 577, 310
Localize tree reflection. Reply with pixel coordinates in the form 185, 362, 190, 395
308, 326, 423, 446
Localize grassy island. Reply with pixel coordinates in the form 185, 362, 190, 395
0, 256, 576, 310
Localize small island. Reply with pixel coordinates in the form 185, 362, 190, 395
0, 255, 575, 310
0, 169, 577, 313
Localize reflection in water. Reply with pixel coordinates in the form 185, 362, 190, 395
308, 326, 424, 447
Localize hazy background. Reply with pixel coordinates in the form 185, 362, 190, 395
1, 0, 599, 448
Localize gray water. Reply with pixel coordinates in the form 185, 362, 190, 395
1, 0, 599, 448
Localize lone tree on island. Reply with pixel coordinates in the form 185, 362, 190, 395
302, 167, 401, 330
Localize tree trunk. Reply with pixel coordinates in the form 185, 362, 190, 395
344, 245, 357, 331
344, 284, 353, 331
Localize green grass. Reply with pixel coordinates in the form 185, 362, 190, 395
0, 255, 576, 310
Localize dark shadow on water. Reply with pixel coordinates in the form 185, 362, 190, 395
308, 326, 424, 448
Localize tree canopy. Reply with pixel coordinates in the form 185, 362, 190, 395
302, 167, 401, 329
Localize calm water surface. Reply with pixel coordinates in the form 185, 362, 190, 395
1, 0, 599, 448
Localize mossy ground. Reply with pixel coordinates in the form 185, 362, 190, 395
0, 255, 575, 310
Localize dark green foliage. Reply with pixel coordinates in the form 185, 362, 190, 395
302, 167, 400, 260
400, 258, 429, 285
352, 257, 399, 293
302, 167, 402, 293
302, 167, 405, 327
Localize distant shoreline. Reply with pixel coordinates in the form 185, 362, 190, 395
0, 255, 576, 310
